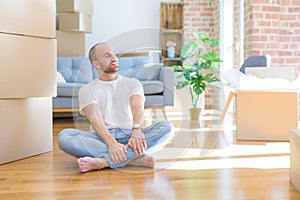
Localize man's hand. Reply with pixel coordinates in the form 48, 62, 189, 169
128, 129, 147, 155
107, 141, 128, 163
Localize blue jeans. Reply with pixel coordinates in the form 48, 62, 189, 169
58, 121, 174, 169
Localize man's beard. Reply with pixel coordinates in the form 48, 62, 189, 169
104, 65, 120, 74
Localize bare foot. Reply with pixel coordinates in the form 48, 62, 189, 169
128, 155, 155, 169
77, 157, 110, 173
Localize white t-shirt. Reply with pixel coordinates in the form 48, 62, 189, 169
79, 76, 145, 131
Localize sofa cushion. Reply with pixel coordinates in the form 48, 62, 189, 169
239, 55, 268, 74
57, 57, 94, 83
141, 80, 164, 94
73, 57, 93, 83
57, 82, 85, 97
57, 71, 66, 83
135, 63, 162, 80
57, 57, 72, 81
118, 57, 134, 72
117, 56, 154, 76
123, 63, 163, 81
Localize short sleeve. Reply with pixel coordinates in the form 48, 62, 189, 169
78, 85, 97, 116
129, 78, 145, 101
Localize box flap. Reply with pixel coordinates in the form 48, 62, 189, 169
219, 90, 236, 125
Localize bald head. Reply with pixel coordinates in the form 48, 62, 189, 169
88, 42, 108, 64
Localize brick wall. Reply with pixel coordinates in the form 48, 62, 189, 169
183, 0, 218, 42
244, 0, 300, 76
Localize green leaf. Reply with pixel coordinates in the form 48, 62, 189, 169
173, 65, 183, 71
180, 41, 198, 61
210, 62, 219, 69
175, 73, 184, 79
182, 63, 196, 71
192, 31, 207, 40
175, 81, 189, 89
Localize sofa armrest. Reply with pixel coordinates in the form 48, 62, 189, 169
158, 66, 174, 106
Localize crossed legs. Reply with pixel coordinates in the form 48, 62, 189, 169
58, 121, 174, 172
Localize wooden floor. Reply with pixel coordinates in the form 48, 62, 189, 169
1, 101, 300, 199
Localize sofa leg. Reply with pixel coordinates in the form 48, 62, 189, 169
144, 106, 168, 122
161, 106, 167, 120
151, 106, 168, 121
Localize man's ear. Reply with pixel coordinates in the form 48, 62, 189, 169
92, 60, 100, 69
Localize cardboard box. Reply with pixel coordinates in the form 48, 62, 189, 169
56, 31, 86, 56
0, 97, 52, 165
59, 12, 92, 32
0, 33, 56, 99
56, 0, 93, 16
0, 0, 55, 38
290, 129, 300, 192
220, 90, 298, 141
245, 66, 300, 120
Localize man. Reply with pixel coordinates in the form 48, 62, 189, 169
58, 42, 174, 172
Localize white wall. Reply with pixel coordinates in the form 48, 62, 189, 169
85, 0, 180, 55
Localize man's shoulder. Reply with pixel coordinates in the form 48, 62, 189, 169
80, 79, 98, 91
119, 76, 140, 84
118, 76, 143, 92
85, 79, 98, 86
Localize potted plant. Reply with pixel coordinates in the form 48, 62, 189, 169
173, 31, 222, 120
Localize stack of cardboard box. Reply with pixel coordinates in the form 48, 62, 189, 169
56, 0, 94, 56
0, 0, 56, 164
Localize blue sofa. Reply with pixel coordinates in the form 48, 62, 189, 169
53, 55, 174, 117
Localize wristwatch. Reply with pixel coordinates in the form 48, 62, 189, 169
132, 123, 142, 129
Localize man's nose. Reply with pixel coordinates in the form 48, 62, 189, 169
112, 54, 118, 61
